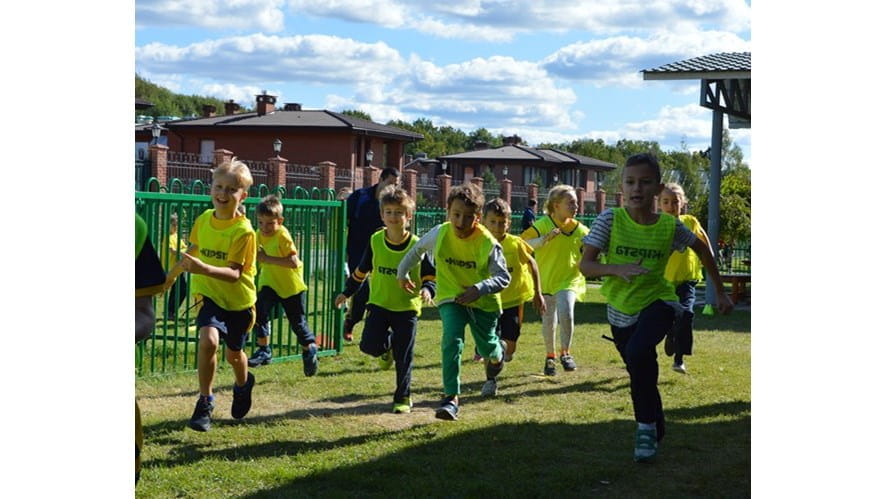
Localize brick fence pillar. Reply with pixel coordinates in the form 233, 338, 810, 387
149, 144, 169, 189
595, 189, 606, 214
471, 177, 484, 189
615, 192, 624, 207
213, 149, 234, 167
437, 174, 452, 209
363, 166, 380, 188
527, 183, 538, 204
402, 169, 418, 200
500, 178, 512, 204
268, 156, 288, 189
319, 161, 336, 190
576, 187, 586, 215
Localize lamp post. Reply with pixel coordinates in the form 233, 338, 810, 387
365, 149, 374, 167
273, 138, 282, 157
441, 160, 448, 174
151, 121, 161, 145
553, 173, 559, 185
502, 166, 509, 179
596, 171, 603, 191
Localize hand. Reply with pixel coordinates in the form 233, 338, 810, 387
334, 293, 348, 309
533, 292, 547, 315
256, 246, 267, 263
399, 277, 416, 293
614, 258, 648, 283
716, 290, 734, 315
454, 286, 481, 305
180, 253, 208, 275
419, 288, 434, 306
542, 228, 561, 244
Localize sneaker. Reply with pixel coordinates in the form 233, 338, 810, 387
480, 379, 498, 397
247, 346, 272, 367
560, 354, 577, 371
302, 344, 318, 377
378, 348, 394, 371
231, 372, 255, 420
343, 318, 354, 342
634, 426, 658, 463
392, 397, 413, 414
188, 396, 214, 432
664, 334, 675, 357
672, 362, 687, 374
543, 357, 557, 376
473, 353, 483, 362
435, 397, 459, 421
504, 352, 514, 362
485, 357, 504, 381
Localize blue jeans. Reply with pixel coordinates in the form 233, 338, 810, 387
671, 281, 697, 361
360, 304, 418, 402
253, 287, 316, 347
610, 300, 678, 426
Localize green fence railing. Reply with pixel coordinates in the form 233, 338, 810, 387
412, 209, 598, 237
135, 187, 346, 377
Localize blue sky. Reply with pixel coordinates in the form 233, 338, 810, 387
135, 0, 751, 164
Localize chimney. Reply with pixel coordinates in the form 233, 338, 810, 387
256, 91, 277, 116
473, 141, 489, 150
284, 103, 302, 111
202, 104, 217, 118
503, 135, 522, 146
224, 100, 241, 115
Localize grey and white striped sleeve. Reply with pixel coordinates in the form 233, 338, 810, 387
672, 219, 697, 252
582, 209, 614, 253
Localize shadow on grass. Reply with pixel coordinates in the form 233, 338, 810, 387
232, 409, 750, 498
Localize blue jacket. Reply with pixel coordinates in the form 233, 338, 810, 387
345, 184, 384, 272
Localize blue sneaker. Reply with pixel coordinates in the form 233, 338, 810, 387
634, 426, 658, 463
435, 396, 459, 421
302, 344, 318, 377
247, 346, 272, 367
188, 396, 214, 432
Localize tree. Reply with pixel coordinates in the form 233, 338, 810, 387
693, 164, 751, 245
340, 109, 372, 121
135, 74, 235, 120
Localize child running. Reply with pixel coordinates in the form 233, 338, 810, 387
166, 158, 258, 432
480, 198, 546, 396
334, 185, 435, 413
248, 195, 319, 377
579, 153, 733, 462
397, 183, 510, 420
521, 185, 589, 376
659, 182, 714, 374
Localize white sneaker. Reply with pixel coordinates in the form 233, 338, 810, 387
481, 379, 498, 397
672, 362, 687, 374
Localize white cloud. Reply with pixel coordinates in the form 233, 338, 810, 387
287, 0, 408, 28
136, 0, 286, 32
136, 33, 406, 86
541, 28, 750, 86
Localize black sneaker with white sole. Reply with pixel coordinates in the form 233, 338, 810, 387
231, 372, 255, 420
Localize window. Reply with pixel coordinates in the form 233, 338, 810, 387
199, 140, 215, 164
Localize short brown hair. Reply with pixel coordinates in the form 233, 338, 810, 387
256, 195, 283, 218
483, 197, 511, 217
379, 185, 415, 215
446, 183, 485, 215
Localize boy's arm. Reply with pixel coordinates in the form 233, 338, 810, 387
418, 254, 436, 303
335, 244, 374, 308
257, 248, 300, 268
691, 238, 734, 314
579, 244, 648, 282
397, 225, 439, 291
180, 232, 254, 283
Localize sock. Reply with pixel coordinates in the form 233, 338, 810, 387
200, 394, 214, 404
546, 353, 556, 359
638, 422, 655, 431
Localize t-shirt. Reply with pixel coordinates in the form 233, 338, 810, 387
498, 233, 534, 308
257, 225, 308, 298
522, 215, 589, 295
664, 214, 705, 284
188, 209, 257, 311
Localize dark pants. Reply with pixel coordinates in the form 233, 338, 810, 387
611, 300, 678, 428
360, 304, 418, 402
346, 280, 370, 328
671, 281, 697, 361
253, 287, 316, 347
166, 274, 189, 320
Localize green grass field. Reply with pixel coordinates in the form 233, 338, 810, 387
136, 289, 750, 498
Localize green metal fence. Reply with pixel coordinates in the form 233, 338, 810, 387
136, 187, 346, 377
412, 209, 598, 237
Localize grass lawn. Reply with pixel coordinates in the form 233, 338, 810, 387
136, 289, 750, 498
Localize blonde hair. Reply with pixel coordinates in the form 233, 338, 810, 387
544, 184, 577, 216
212, 157, 253, 189
662, 182, 687, 213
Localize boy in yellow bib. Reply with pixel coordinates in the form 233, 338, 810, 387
659, 182, 714, 374
248, 195, 319, 377
335, 186, 435, 413
480, 198, 546, 396
166, 158, 258, 432
579, 153, 733, 462
521, 185, 589, 376
397, 183, 510, 420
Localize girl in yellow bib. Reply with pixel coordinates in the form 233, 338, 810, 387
579, 153, 733, 462
659, 183, 713, 374
521, 185, 589, 376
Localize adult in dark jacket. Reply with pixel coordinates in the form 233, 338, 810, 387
521, 199, 537, 232
344, 167, 400, 340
